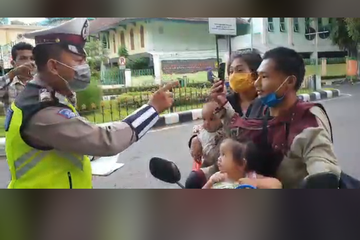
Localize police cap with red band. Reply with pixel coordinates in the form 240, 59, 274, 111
23, 18, 89, 57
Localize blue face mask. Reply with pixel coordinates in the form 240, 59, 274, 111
260, 77, 289, 108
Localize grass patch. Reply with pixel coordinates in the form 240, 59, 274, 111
305, 64, 346, 77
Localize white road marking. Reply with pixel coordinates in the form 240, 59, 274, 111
315, 93, 352, 103
149, 120, 201, 133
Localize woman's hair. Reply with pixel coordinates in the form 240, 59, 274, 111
227, 49, 263, 75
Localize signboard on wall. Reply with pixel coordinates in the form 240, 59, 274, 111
161, 58, 220, 74
208, 18, 237, 36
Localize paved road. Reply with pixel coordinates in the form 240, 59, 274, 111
0, 84, 359, 188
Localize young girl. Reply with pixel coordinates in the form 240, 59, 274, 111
202, 138, 282, 189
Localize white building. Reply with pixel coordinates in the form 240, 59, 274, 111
89, 18, 249, 83
230, 18, 345, 60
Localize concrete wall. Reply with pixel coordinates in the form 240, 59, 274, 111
0, 25, 45, 45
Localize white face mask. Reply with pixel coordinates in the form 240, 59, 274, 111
56, 61, 91, 91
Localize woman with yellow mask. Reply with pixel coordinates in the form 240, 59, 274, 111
185, 49, 263, 188
226, 49, 262, 116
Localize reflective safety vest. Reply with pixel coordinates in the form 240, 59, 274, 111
5, 84, 92, 189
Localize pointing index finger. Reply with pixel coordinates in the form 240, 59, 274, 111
160, 81, 179, 92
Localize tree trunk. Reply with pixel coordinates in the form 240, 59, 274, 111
347, 45, 358, 59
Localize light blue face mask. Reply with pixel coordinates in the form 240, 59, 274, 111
260, 77, 289, 108
56, 61, 91, 91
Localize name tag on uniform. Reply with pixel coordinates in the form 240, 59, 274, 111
4, 108, 14, 132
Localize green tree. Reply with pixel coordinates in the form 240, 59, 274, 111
84, 39, 109, 73
118, 46, 129, 58
330, 18, 359, 58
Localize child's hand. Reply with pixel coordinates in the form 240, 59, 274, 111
238, 177, 283, 189
190, 137, 202, 163
237, 178, 258, 188
209, 172, 227, 184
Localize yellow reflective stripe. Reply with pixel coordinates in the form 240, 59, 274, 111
14, 149, 84, 179
53, 150, 83, 170
14, 149, 39, 169
15, 151, 48, 179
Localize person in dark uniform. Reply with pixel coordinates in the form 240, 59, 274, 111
5, 18, 178, 189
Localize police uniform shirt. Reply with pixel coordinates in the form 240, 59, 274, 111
19, 18, 161, 156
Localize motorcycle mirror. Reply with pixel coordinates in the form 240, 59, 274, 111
149, 157, 182, 184
300, 172, 339, 189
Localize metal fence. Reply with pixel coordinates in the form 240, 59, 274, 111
101, 69, 125, 85
79, 87, 210, 124
131, 68, 154, 76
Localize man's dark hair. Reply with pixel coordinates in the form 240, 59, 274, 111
11, 42, 34, 60
263, 47, 306, 90
33, 44, 63, 71
228, 48, 263, 75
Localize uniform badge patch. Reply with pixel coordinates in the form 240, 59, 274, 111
57, 109, 76, 119
4, 108, 14, 132
39, 89, 52, 102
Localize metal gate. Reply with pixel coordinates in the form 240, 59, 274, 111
101, 69, 125, 85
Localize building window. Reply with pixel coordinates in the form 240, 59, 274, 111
280, 18, 286, 32
294, 18, 299, 32
102, 34, 108, 49
120, 31, 125, 47
140, 25, 145, 48
130, 29, 135, 50
305, 18, 311, 28
267, 18, 274, 32
113, 33, 116, 53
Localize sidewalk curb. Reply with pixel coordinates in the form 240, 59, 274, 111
0, 89, 341, 151
154, 88, 341, 128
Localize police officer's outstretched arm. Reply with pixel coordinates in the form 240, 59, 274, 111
22, 81, 178, 156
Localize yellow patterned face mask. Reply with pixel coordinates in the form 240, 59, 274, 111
229, 73, 255, 93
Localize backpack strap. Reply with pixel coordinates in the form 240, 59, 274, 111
313, 103, 334, 142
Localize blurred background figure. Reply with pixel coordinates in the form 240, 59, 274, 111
206, 67, 216, 83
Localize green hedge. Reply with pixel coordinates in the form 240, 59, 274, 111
76, 79, 103, 110
102, 75, 347, 96
103, 82, 212, 95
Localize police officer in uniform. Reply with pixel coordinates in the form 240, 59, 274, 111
5, 18, 178, 189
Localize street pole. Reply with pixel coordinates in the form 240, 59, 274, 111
250, 18, 254, 50
0, 45, 4, 76
304, 19, 330, 91
315, 18, 319, 79
227, 35, 232, 58
215, 35, 220, 69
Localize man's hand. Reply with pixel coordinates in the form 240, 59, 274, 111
209, 80, 227, 107
9, 62, 36, 81
149, 81, 179, 113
